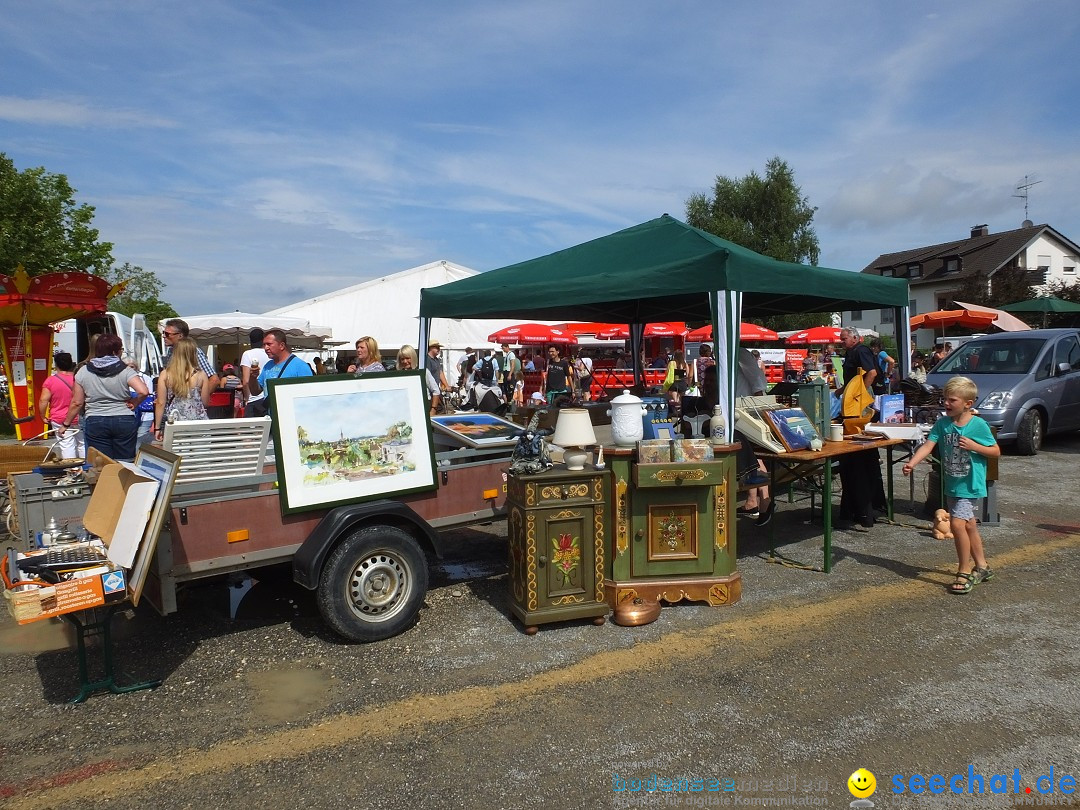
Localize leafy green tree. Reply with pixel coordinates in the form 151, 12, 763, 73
101, 262, 178, 331
0, 153, 114, 276
686, 157, 829, 332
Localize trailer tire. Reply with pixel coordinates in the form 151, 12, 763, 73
317, 525, 427, 642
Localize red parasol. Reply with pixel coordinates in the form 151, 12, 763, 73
487, 323, 578, 345
595, 322, 688, 340
908, 309, 998, 331
785, 326, 844, 346
687, 323, 780, 342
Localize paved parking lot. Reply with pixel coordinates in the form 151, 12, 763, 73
2, 434, 1078, 809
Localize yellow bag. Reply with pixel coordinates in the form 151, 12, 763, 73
841, 369, 875, 435
662, 360, 676, 391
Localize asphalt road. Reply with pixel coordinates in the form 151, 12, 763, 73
2, 434, 1078, 810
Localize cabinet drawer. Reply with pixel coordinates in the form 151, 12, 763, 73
633, 462, 728, 489
508, 473, 605, 508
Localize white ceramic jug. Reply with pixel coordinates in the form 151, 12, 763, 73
608, 389, 646, 447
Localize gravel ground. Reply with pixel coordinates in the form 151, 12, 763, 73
1, 434, 1078, 809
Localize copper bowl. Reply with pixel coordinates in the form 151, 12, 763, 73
612, 597, 661, 627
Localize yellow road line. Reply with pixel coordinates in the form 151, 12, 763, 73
9, 532, 1078, 808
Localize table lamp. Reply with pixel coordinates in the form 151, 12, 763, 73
551, 408, 596, 471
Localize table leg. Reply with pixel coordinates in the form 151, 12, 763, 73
62, 606, 162, 704
822, 457, 833, 574
886, 445, 895, 522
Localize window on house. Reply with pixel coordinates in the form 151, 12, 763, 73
850, 309, 862, 320
937, 296, 951, 310
907, 263, 922, 278
909, 299, 918, 316
881, 268, 895, 277
1037, 254, 1051, 282
880, 308, 894, 323
1064, 257, 1076, 275
944, 258, 959, 274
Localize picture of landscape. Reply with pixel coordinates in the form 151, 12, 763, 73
293, 388, 417, 487
430, 413, 521, 447
270, 373, 438, 514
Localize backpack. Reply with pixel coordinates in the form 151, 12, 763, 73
478, 355, 496, 383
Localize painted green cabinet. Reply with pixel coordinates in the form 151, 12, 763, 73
506, 466, 610, 633
605, 448, 741, 609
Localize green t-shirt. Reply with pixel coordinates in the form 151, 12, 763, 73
928, 415, 995, 498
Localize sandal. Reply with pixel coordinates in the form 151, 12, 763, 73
950, 571, 976, 594
974, 566, 994, 583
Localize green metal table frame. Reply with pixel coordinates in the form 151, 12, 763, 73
759, 438, 903, 573
60, 604, 161, 704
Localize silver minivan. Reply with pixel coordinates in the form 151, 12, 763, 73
926, 328, 1080, 454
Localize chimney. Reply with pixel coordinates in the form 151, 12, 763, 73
971, 224, 989, 238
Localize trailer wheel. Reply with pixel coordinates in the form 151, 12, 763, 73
317, 525, 427, 642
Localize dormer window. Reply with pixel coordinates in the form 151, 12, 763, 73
944, 258, 959, 274
881, 268, 895, 277
907, 262, 922, 278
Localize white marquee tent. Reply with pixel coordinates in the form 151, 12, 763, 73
263, 260, 555, 353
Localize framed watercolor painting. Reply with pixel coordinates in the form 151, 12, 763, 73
268, 371, 438, 514
429, 412, 521, 448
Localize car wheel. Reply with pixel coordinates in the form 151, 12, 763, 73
317, 525, 428, 642
1014, 409, 1043, 456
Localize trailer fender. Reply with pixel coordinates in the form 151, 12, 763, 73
292, 500, 443, 591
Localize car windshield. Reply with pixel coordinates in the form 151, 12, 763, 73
933, 337, 1047, 375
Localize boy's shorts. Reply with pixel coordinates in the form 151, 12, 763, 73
947, 497, 979, 521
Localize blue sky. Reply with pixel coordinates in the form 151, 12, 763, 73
2, 1, 1078, 317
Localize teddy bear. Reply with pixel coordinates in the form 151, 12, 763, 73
931, 508, 954, 540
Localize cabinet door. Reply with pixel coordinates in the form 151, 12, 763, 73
534, 506, 598, 608
631, 487, 714, 577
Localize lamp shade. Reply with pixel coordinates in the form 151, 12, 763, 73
550, 408, 597, 470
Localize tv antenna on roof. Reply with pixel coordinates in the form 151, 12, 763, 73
1013, 174, 1041, 222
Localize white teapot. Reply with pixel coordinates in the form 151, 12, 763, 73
608, 389, 646, 447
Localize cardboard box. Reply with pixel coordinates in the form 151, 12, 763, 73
83, 461, 159, 569
4, 568, 127, 624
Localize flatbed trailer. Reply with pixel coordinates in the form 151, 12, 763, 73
143, 445, 512, 642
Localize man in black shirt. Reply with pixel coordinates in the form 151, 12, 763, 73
541, 345, 574, 404
837, 327, 885, 530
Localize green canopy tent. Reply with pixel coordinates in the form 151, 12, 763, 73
419, 215, 909, 434
1000, 296, 1080, 328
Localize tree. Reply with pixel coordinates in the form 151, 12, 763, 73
0, 154, 177, 329
0, 153, 114, 276
685, 157, 827, 332
101, 262, 178, 331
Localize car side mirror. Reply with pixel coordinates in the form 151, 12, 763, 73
1057, 362, 1072, 376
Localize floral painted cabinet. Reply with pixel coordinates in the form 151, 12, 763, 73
506, 466, 610, 633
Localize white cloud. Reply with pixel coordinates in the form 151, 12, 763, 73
0, 96, 175, 128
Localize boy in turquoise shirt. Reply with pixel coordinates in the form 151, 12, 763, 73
903, 376, 1001, 594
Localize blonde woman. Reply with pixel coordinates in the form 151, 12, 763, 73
398, 344, 441, 407
349, 336, 385, 374
154, 337, 213, 439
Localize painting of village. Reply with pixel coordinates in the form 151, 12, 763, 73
293, 388, 418, 487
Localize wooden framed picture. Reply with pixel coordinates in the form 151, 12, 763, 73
130, 445, 182, 607
268, 371, 438, 514
763, 407, 821, 452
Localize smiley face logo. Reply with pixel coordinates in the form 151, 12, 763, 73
847, 768, 876, 798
